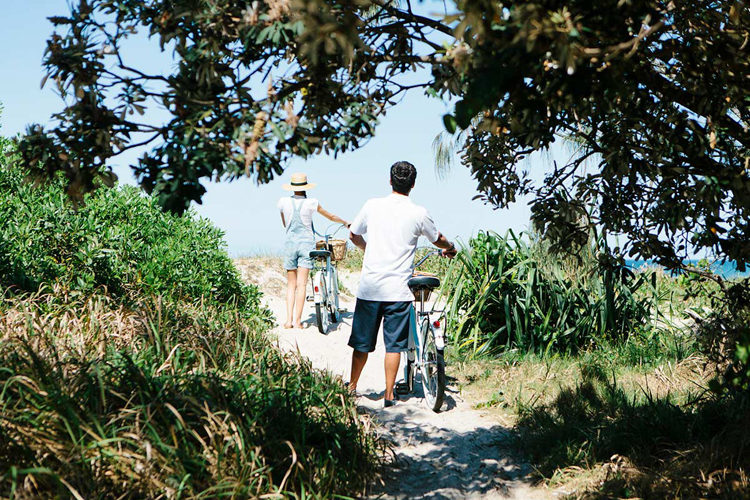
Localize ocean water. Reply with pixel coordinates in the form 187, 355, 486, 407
626, 260, 749, 279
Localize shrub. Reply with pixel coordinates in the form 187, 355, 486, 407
443, 231, 656, 356
696, 279, 750, 395
0, 144, 267, 319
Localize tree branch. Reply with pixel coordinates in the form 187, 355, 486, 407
370, 0, 454, 36
580, 20, 666, 60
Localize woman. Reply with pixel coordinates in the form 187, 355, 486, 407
278, 173, 349, 329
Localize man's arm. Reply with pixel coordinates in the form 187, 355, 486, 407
280, 212, 286, 227
348, 202, 368, 250
433, 233, 457, 258
419, 209, 455, 258
350, 232, 366, 251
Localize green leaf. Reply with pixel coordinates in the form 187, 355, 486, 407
443, 114, 458, 134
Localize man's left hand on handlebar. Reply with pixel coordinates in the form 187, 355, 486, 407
441, 243, 457, 258
432, 233, 457, 258
440, 242, 458, 259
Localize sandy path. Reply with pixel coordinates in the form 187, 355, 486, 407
235, 259, 549, 499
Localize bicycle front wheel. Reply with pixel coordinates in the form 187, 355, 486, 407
315, 275, 330, 334
420, 320, 445, 412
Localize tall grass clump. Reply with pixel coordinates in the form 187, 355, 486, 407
443, 231, 658, 356
0, 292, 381, 498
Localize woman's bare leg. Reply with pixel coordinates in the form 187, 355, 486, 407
285, 270, 297, 329
294, 267, 310, 328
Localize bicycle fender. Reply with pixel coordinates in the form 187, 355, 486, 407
312, 273, 324, 302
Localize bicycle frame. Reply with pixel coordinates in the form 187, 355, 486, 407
403, 250, 447, 399
310, 223, 347, 333
406, 300, 429, 379
311, 252, 333, 304
407, 284, 445, 369
311, 222, 346, 299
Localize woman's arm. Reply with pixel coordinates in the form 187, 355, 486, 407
317, 204, 349, 227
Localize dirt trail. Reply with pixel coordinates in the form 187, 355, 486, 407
236, 258, 550, 499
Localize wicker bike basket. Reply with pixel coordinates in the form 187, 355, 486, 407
316, 239, 348, 261
411, 271, 438, 302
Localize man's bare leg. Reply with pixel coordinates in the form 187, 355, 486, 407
284, 270, 297, 329
349, 350, 368, 392
384, 352, 400, 401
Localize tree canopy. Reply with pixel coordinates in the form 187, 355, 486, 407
19, 0, 750, 269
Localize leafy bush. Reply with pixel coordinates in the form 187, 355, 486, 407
0, 292, 381, 498
696, 279, 750, 395
0, 143, 266, 318
443, 231, 657, 356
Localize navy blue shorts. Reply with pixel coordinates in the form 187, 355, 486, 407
349, 299, 412, 353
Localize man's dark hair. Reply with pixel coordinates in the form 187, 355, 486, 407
390, 161, 417, 195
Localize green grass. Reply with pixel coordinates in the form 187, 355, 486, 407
444, 240, 750, 498
450, 330, 700, 419
339, 247, 364, 272
516, 375, 749, 499
450, 334, 749, 499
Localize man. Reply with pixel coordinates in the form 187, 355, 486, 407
348, 161, 457, 407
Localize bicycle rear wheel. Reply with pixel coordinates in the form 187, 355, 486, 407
420, 320, 445, 412
315, 275, 330, 334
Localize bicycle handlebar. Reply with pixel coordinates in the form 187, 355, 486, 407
414, 249, 443, 270
313, 222, 348, 240
329, 223, 349, 238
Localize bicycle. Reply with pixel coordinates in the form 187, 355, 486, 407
309, 223, 346, 334
398, 250, 447, 412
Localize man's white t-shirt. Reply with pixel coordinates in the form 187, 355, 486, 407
277, 196, 319, 231
350, 193, 440, 302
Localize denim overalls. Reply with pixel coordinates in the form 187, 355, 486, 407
283, 197, 315, 270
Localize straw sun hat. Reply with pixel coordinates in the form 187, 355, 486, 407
282, 172, 317, 191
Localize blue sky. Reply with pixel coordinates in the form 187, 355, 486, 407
0, 1, 562, 256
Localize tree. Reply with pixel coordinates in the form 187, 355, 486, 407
20, 0, 440, 212
20, 0, 750, 269
442, 0, 750, 271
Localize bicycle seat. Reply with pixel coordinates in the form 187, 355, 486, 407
309, 249, 330, 260
408, 275, 440, 291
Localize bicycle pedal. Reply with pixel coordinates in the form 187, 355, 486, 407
394, 382, 411, 395
306, 295, 314, 302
